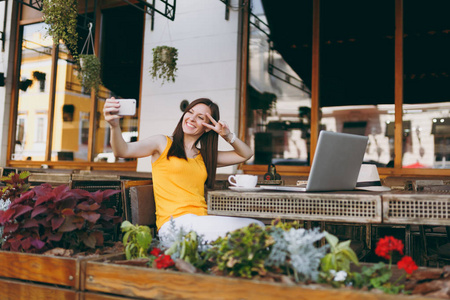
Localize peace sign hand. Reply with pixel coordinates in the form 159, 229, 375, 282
202, 113, 232, 141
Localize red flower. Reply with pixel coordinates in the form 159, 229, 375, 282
375, 236, 404, 259
154, 254, 175, 269
150, 247, 162, 257
397, 256, 418, 274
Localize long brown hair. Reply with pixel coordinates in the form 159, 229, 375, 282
167, 98, 219, 188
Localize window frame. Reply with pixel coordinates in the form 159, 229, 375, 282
241, 0, 450, 177
7, 2, 140, 171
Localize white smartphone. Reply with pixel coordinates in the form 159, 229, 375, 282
117, 99, 136, 116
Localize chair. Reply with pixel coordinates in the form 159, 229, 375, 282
419, 225, 450, 267
127, 185, 156, 227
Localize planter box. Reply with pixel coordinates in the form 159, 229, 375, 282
84, 255, 435, 300
0, 250, 115, 289
0, 278, 78, 300
83, 292, 131, 300
0, 250, 82, 288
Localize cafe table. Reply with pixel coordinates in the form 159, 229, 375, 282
382, 190, 450, 257
207, 189, 450, 256
207, 189, 383, 252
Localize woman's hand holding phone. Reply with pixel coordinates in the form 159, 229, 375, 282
103, 97, 122, 128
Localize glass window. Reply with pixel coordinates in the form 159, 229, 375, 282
50, 34, 94, 162
93, 5, 143, 163
320, 0, 395, 168
35, 114, 47, 143
403, 1, 450, 169
48, 5, 143, 163
12, 23, 53, 161
246, 0, 312, 166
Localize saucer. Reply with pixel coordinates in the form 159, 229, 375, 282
229, 186, 262, 192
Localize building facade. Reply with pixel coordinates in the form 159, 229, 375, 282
0, 0, 449, 177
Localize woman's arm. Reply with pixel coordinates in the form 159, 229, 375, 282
202, 113, 254, 167
104, 98, 166, 158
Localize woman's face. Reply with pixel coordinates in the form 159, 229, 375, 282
182, 103, 212, 136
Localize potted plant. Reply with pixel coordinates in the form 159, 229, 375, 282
78, 54, 102, 94
83, 219, 441, 300
42, 0, 79, 59
150, 46, 178, 85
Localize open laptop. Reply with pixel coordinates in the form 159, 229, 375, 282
260, 131, 369, 192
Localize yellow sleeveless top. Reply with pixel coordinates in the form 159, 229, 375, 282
152, 136, 208, 229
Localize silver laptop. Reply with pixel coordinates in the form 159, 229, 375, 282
260, 131, 369, 192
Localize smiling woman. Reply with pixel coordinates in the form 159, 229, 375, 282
103, 97, 262, 243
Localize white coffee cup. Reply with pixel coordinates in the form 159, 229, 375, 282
228, 174, 258, 188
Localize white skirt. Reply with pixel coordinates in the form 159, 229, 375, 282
158, 214, 265, 245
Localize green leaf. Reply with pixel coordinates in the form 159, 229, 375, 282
324, 232, 339, 248
121, 221, 134, 232
320, 254, 334, 272
122, 231, 131, 245
125, 244, 132, 260
19, 171, 31, 180
341, 248, 359, 265
136, 231, 151, 250
335, 239, 351, 250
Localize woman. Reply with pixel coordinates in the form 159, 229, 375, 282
103, 97, 263, 243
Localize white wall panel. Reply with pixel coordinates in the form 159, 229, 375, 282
138, 0, 242, 174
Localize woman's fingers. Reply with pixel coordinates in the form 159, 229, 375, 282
104, 98, 121, 114
206, 113, 218, 125
218, 120, 229, 130
202, 122, 215, 130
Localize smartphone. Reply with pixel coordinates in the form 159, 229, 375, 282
117, 99, 136, 116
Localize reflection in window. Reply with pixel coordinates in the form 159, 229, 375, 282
92, 5, 143, 163
80, 112, 89, 146
35, 115, 47, 143
320, 0, 395, 168
32, 71, 46, 92
246, 0, 312, 166
50, 35, 92, 162
12, 23, 53, 161
403, 1, 450, 169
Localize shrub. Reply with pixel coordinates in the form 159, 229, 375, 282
0, 184, 122, 253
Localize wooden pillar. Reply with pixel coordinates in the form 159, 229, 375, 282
45, 45, 58, 161
394, 0, 403, 169
87, 0, 102, 167
238, 0, 250, 144
310, 0, 321, 164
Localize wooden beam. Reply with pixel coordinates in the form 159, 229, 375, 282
310, 0, 320, 165
238, 0, 249, 147
394, 0, 403, 169
45, 45, 58, 161
237, 0, 250, 171
87, 0, 102, 167
7, 2, 22, 163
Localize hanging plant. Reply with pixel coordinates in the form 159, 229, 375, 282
78, 54, 102, 94
77, 23, 102, 94
150, 46, 178, 85
42, 0, 79, 60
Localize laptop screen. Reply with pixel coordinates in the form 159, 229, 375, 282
306, 131, 369, 191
